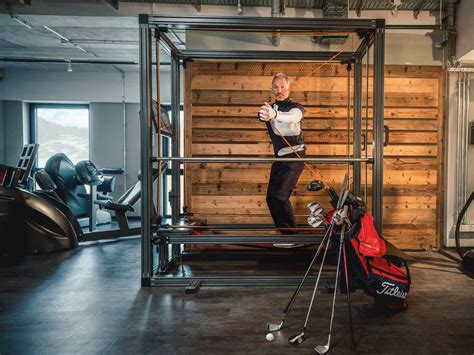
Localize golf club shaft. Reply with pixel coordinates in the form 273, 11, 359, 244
283, 223, 333, 315
342, 239, 356, 350
301, 223, 334, 330
323, 224, 345, 350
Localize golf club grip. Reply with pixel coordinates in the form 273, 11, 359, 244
338, 173, 349, 207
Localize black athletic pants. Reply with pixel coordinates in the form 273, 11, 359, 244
266, 151, 305, 234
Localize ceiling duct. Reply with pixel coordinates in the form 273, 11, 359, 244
312, 0, 349, 45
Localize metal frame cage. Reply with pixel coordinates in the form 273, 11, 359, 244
139, 15, 385, 287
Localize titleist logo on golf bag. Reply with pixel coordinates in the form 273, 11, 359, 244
344, 213, 411, 312
376, 282, 408, 299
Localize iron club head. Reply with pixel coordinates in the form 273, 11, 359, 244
288, 332, 306, 345
308, 202, 321, 212
314, 344, 330, 354
266, 321, 283, 332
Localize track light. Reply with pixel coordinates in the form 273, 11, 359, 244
65, 58, 72, 72
11, 15, 32, 29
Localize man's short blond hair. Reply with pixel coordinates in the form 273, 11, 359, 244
272, 72, 289, 84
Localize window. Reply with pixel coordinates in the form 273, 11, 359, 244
30, 104, 89, 167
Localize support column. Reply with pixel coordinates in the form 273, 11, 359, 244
372, 20, 385, 235
353, 57, 362, 196
171, 54, 181, 257
139, 19, 153, 286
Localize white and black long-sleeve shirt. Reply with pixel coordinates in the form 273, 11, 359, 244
263, 98, 305, 157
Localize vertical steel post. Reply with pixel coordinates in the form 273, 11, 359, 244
171, 54, 181, 257
373, 20, 385, 234
139, 17, 153, 286
353, 57, 362, 196
155, 31, 169, 274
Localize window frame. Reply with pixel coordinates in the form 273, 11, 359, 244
30, 103, 90, 168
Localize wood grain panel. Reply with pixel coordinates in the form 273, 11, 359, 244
185, 62, 444, 249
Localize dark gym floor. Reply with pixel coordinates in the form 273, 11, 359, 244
1, 238, 473, 354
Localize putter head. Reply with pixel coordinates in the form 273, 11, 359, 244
314, 345, 330, 354
266, 321, 283, 332
307, 180, 325, 192
288, 332, 305, 345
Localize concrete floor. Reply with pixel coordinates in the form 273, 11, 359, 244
0, 238, 473, 354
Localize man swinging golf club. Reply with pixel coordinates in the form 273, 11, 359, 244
259, 73, 306, 237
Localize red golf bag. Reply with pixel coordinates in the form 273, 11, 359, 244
341, 213, 411, 313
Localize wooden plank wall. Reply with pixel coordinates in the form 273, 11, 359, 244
186, 63, 443, 249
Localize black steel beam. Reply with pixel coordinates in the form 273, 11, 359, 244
158, 30, 181, 58
181, 50, 355, 61
145, 15, 378, 31
162, 234, 323, 244
150, 274, 333, 287
386, 24, 441, 30
353, 56, 362, 197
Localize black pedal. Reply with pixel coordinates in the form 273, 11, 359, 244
185, 280, 202, 294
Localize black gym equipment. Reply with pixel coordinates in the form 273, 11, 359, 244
454, 192, 474, 273
43, 153, 119, 229
1, 144, 168, 256
0, 144, 79, 256
37, 155, 168, 241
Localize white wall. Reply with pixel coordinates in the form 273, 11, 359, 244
0, 67, 173, 103
89, 102, 144, 215
2, 101, 29, 166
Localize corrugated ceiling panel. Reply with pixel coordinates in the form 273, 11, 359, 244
122, 0, 441, 11
398, 0, 441, 11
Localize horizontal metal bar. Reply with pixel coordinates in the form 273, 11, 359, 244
386, 24, 442, 30
159, 31, 181, 58
181, 50, 355, 61
152, 157, 373, 163
448, 68, 474, 73
193, 223, 278, 228
163, 234, 322, 244
148, 15, 378, 31
150, 274, 333, 287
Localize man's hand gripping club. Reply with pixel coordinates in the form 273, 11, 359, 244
259, 102, 277, 122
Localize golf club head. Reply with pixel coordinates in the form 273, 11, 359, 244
314, 344, 330, 354
308, 217, 324, 228
307, 180, 325, 192
266, 321, 283, 332
310, 208, 323, 218
288, 332, 306, 345
308, 202, 321, 213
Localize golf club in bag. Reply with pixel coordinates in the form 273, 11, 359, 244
266, 174, 411, 353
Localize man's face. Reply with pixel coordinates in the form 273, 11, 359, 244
272, 77, 290, 101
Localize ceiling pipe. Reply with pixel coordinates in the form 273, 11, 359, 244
270, 0, 281, 47
0, 57, 171, 66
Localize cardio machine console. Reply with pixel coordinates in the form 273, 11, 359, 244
75, 161, 104, 186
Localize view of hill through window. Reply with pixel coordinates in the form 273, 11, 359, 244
35, 106, 89, 167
